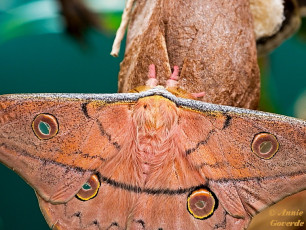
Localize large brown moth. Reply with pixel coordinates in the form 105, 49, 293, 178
0, 0, 305, 228
0, 66, 305, 229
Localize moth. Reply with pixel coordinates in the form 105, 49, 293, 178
0, 66, 305, 229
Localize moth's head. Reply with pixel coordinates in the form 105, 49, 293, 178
130, 64, 205, 100
251, 0, 304, 56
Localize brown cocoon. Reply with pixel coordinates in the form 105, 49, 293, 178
118, 0, 260, 109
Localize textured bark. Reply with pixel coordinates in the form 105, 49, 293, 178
118, 0, 260, 109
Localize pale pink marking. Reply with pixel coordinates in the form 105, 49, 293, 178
148, 64, 156, 78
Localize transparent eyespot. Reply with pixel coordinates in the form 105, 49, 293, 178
187, 188, 216, 219
32, 114, 58, 140
252, 133, 279, 159
76, 174, 100, 201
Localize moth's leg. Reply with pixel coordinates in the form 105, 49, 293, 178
145, 64, 159, 87
166, 66, 205, 99
166, 65, 179, 88
191, 91, 205, 98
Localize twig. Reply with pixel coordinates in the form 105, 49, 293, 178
110, 0, 135, 57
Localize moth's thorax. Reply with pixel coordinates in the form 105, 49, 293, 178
132, 96, 180, 176
133, 96, 178, 132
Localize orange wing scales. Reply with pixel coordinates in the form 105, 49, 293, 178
0, 89, 305, 229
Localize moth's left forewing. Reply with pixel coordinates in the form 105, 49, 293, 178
0, 93, 141, 229
0, 94, 117, 204
38, 98, 144, 229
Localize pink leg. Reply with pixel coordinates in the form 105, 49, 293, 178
170, 66, 179, 80
191, 92, 205, 98
166, 65, 205, 99
166, 66, 179, 88
145, 64, 159, 87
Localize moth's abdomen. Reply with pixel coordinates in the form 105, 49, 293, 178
132, 96, 179, 179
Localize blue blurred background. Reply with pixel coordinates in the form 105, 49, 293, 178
0, 1, 305, 229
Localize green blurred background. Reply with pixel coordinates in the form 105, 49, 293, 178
0, 1, 305, 229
